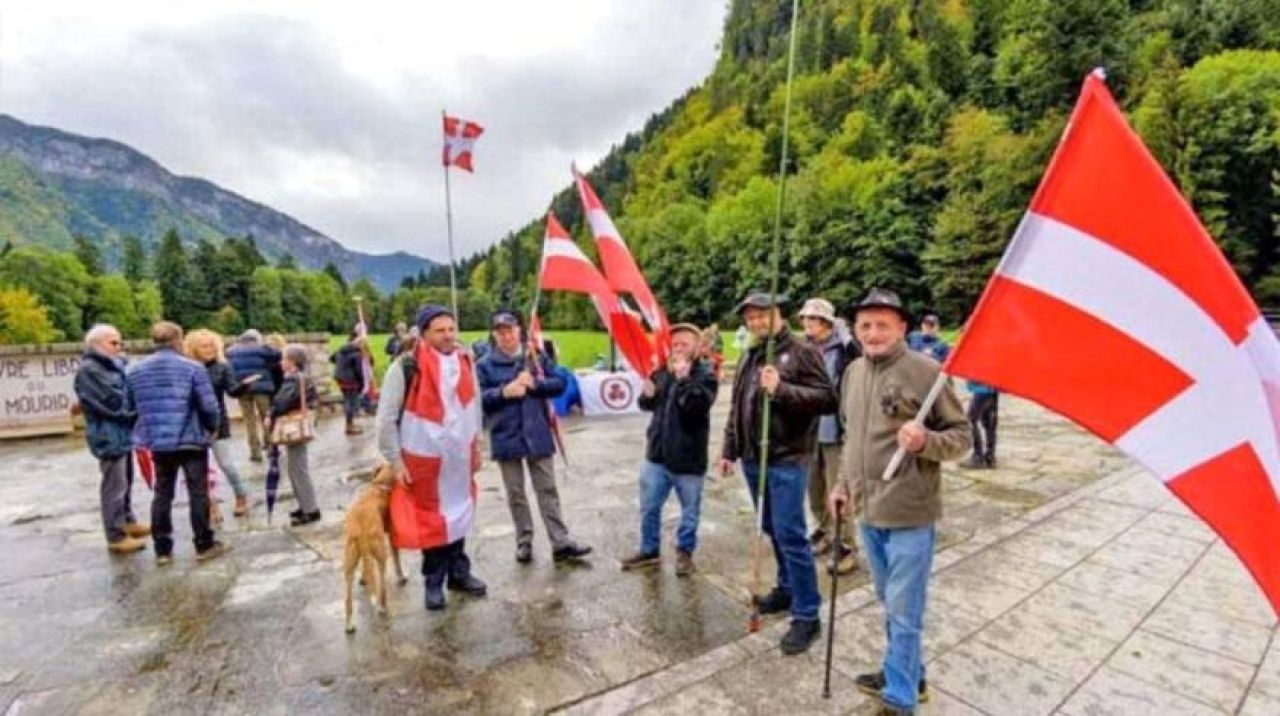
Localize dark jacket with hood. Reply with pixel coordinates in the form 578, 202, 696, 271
330, 343, 366, 392
202, 360, 245, 440
722, 329, 837, 465
476, 348, 565, 461
638, 359, 718, 475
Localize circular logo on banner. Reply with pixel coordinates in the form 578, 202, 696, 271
599, 376, 634, 411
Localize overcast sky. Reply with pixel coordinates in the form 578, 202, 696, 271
0, 1, 726, 262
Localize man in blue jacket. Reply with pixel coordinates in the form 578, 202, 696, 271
227, 329, 282, 462
127, 321, 227, 564
476, 310, 592, 565
74, 323, 149, 554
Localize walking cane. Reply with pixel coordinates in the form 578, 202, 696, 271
822, 509, 842, 699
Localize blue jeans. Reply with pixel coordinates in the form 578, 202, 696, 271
859, 523, 935, 710
638, 461, 704, 554
741, 459, 820, 622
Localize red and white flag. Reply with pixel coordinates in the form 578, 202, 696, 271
948, 71, 1280, 614
354, 302, 378, 401
573, 168, 670, 366
539, 213, 656, 373
442, 115, 484, 172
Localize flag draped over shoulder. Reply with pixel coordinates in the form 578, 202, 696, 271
442, 115, 484, 172
388, 341, 481, 550
947, 71, 1280, 615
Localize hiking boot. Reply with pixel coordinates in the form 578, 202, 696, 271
447, 573, 488, 597
290, 510, 321, 527
155, 554, 174, 567
985, 455, 998, 469
810, 529, 831, 556
345, 423, 363, 436
107, 536, 147, 554
753, 587, 791, 615
960, 454, 989, 470
424, 582, 446, 611
196, 541, 231, 562
619, 550, 661, 571
675, 550, 696, 577
515, 543, 533, 564
250, 453, 264, 464
779, 619, 821, 656
854, 672, 930, 703
123, 522, 151, 539
828, 544, 859, 576
552, 541, 593, 563
233, 496, 249, 517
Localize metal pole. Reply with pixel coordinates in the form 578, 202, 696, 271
442, 110, 460, 321
881, 371, 949, 480
749, 0, 802, 634
822, 510, 843, 698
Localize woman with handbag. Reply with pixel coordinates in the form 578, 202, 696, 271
269, 345, 321, 526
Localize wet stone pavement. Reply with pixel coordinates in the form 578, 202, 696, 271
0, 388, 1134, 715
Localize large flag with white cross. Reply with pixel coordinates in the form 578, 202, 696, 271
947, 71, 1280, 616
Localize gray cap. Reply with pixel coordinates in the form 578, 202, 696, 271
734, 291, 789, 315
238, 328, 263, 344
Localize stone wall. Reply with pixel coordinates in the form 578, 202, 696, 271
0, 333, 333, 439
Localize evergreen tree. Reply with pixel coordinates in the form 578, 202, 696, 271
121, 235, 148, 283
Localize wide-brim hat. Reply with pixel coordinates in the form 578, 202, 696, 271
669, 322, 702, 338
851, 288, 911, 325
734, 290, 789, 315
797, 298, 836, 324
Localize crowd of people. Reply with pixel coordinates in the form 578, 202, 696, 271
74, 286, 999, 716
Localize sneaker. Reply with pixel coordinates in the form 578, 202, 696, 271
290, 510, 321, 527
196, 541, 231, 562
447, 573, 488, 597
515, 543, 533, 564
808, 529, 826, 547
233, 496, 249, 517
854, 672, 930, 704
155, 554, 174, 566
619, 550, 661, 571
779, 619, 821, 656
753, 587, 791, 615
812, 534, 833, 556
345, 424, 364, 436
123, 522, 151, 539
107, 536, 147, 554
552, 541, 593, 563
675, 550, 695, 577
985, 455, 998, 469
250, 454, 264, 464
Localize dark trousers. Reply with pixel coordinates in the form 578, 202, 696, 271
968, 393, 999, 462
421, 539, 472, 587
341, 389, 361, 421
152, 449, 214, 556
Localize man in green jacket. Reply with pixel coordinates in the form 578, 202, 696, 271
829, 288, 971, 716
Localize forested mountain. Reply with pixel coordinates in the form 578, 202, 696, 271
465, 0, 1280, 326
0, 114, 436, 292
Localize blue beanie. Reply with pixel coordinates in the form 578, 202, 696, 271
415, 304, 454, 331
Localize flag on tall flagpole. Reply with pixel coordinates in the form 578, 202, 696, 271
946, 70, 1280, 615
573, 167, 670, 368
538, 213, 656, 373
442, 115, 484, 172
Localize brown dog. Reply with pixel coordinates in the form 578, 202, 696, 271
342, 464, 407, 633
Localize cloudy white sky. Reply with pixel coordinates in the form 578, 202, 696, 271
0, 1, 726, 261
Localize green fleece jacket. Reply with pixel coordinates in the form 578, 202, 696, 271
839, 340, 970, 529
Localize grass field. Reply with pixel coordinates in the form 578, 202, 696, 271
333, 327, 957, 381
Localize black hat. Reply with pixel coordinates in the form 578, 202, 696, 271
734, 290, 789, 315
851, 288, 911, 324
490, 310, 521, 329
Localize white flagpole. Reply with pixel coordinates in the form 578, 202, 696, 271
441, 109, 460, 320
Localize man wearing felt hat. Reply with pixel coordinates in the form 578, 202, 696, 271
717, 290, 838, 656
828, 288, 970, 715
